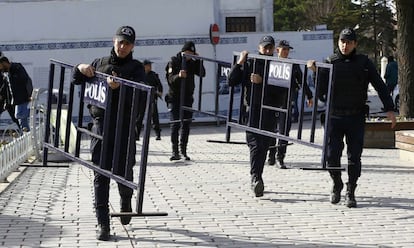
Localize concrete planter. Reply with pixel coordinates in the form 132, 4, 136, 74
364, 121, 414, 148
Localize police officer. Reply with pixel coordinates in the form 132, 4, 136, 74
71, 26, 145, 240
165, 41, 205, 161
228, 35, 279, 197
267, 40, 314, 168
309, 28, 396, 208
138, 59, 163, 140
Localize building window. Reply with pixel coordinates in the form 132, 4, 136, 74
226, 17, 256, 32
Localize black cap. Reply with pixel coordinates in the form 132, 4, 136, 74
259, 35, 275, 47
143, 59, 152, 65
278, 40, 293, 49
339, 28, 357, 41
181, 41, 195, 53
115, 26, 136, 44
181, 41, 196, 53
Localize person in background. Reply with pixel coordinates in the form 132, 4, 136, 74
143, 59, 163, 140
228, 35, 279, 197
0, 55, 21, 130
267, 40, 313, 168
165, 41, 205, 161
384, 55, 398, 96
71, 25, 145, 241
308, 28, 396, 208
0, 56, 33, 132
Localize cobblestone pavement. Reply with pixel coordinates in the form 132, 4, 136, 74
0, 123, 413, 248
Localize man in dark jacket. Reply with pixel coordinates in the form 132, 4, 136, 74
384, 55, 398, 95
71, 26, 145, 240
228, 35, 279, 197
142, 59, 163, 140
0, 56, 33, 131
165, 41, 205, 161
308, 28, 396, 208
0, 70, 21, 130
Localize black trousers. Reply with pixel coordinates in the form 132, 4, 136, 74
246, 108, 277, 179
269, 112, 292, 159
169, 101, 192, 148
91, 116, 135, 225
326, 113, 365, 184
152, 100, 161, 133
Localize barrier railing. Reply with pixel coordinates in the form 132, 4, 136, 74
43, 59, 167, 217
179, 52, 337, 169
226, 52, 336, 169
179, 53, 245, 144
0, 88, 46, 182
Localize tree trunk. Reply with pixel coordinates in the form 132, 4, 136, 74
396, 0, 414, 117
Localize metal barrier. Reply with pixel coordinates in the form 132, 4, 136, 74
226, 52, 337, 169
179, 53, 232, 121
0, 88, 46, 182
180, 53, 337, 169
179, 53, 244, 144
43, 59, 167, 217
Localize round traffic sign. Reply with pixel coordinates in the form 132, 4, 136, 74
210, 24, 220, 45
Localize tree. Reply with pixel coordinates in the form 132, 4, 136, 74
273, 0, 396, 67
358, 0, 396, 66
396, 0, 414, 117
273, 0, 307, 31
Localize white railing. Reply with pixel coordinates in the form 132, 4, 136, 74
0, 88, 46, 183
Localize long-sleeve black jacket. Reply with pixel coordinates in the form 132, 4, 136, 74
165, 52, 205, 105
292, 64, 313, 100
6, 63, 33, 105
317, 49, 394, 114
146, 71, 163, 99
71, 48, 145, 119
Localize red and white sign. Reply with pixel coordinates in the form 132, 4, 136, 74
209, 24, 220, 45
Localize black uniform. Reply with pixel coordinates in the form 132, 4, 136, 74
318, 49, 394, 206
228, 57, 278, 193
165, 52, 205, 159
71, 48, 145, 226
268, 63, 313, 166
146, 70, 163, 137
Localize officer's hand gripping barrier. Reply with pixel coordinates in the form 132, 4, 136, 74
43, 59, 167, 218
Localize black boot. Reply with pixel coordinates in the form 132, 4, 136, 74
329, 172, 343, 204
251, 175, 264, 197
181, 144, 191, 161
120, 198, 132, 225
155, 129, 161, 140
276, 154, 287, 169
268, 148, 276, 166
170, 144, 181, 161
96, 206, 110, 240
276, 157, 287, 169
97, 223, 110, 241
345, 183, 357, 208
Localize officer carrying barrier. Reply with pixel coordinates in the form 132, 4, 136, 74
178, 53, 337, 169
178, 53, 245, 144
174, 54, 232, 122
43, 59, 167, 217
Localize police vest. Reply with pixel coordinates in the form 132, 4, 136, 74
329, 54, 369, 113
